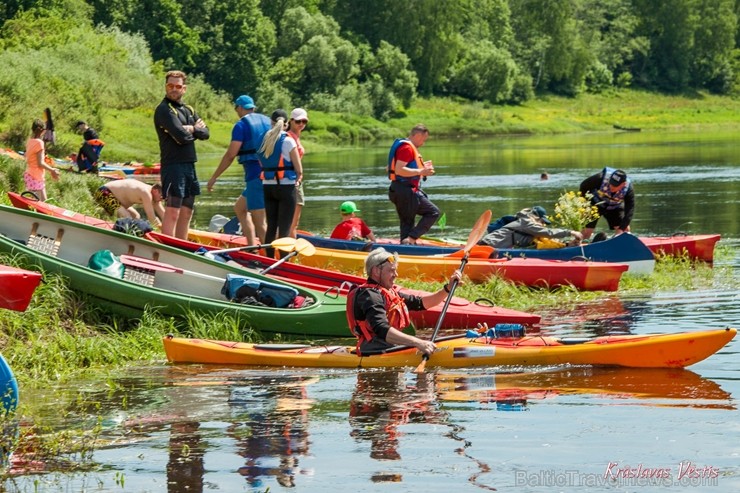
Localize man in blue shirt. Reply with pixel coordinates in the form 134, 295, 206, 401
207, 95, 271, 246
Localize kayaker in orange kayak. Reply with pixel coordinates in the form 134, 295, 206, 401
346, 247, 462, 356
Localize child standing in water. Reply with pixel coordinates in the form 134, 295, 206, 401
24, 118, 60, 201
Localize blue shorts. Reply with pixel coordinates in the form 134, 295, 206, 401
241, 178, 265, 210
161, 162, 200, 202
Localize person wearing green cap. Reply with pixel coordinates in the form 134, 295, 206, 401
330, 201, 376, 241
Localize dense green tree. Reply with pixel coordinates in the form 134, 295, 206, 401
574, 0, 645, 88
632, 0, 697, 91
88, 0, 203, 70
190, 0, 276, 99
510, 0, 591, 95
446, 41, 520, 103
328, 0, 464, 94
691, 0, 736, 92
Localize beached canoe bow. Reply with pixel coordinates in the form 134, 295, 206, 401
163, 327, 736, 369
0, 264, 42, 312
0, 205, 352, 338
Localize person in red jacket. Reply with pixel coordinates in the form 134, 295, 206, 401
330, 201, 376, 242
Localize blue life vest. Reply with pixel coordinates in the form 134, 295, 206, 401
237, 113, 271, 164
258, 133, 296, 182
594, 167, 631, 210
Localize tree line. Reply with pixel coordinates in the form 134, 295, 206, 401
1, 0, 738, 144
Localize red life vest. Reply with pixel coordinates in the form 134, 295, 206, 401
345, 282, 411, 355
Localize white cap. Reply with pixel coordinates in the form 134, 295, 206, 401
290, 108, 308, 121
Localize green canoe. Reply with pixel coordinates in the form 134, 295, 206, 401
0, 205, 352, 338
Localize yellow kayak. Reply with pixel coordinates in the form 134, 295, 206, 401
163, 328, 736, 369
297, 245, 628, 290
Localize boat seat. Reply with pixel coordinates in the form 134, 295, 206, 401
27, 222, 64, 257
123, 266, 155, 287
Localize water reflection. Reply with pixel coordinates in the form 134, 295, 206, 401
349, 371, 442, 462
436, 367, 734, 410
228, 374, 314, 488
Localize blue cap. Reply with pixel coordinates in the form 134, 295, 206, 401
234, 95, 255, 109
531, 206, 552, 225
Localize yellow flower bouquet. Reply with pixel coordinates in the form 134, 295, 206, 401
552, 191, 600, 231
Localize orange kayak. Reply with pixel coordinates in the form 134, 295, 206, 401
163, 327, 737, 369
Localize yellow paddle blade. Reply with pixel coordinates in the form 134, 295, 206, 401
273, 237, 298, 252
294, 238, 316, 257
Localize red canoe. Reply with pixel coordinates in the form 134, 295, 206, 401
640, 234, 720, 262
0, 264, 42, 312
147, 232, 542, 328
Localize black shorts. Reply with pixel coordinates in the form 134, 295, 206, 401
161, 162, 200, 208
586, 207, 624, 230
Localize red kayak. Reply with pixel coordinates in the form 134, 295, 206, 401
0, 264, 42, 312
640, 234, 720, 262
8, 191, 114, 229
147, 231, 542, 328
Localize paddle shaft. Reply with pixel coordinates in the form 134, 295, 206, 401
429, 255, 469, 343
415, 209, 491, 373
259, 251, 297, 275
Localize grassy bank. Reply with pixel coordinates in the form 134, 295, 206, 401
15, 90, 740, 163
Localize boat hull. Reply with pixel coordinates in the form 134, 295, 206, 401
163, 327, 736, 369
297, 246, 628, 290
148, 232, 542, 327
641, 234, 720, 262
297, 231, 656, 274
0, 205, 350, 338
0, 264, 42, 312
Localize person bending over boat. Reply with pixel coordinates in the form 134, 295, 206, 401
347, 247, 462, 356
478, 206, 581, 249
93, 179, 165, 228
579, 167, 634, 240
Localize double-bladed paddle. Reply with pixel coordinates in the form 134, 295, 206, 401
119, 238, 316, 281
208, 236, 296, 256
259, 238, 316, 275
414, 209, 493, 373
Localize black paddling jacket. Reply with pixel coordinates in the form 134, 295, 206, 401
154, 97, 210, 165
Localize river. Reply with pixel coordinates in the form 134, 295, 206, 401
5, 129, 740, 492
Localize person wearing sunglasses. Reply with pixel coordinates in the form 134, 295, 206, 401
287, 108, 308, 237
207, 95, 271, 246
346, 247, 462, 356
154, 70, 210, 239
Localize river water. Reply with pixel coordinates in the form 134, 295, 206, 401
5, 130, 740, 492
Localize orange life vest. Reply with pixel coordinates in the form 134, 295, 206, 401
387, 138, 423, 190
346, 282, 411, 355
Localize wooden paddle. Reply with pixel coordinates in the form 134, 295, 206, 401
208, 237, 297, 256
415, 209, 493, 373
259, 238, 316, 275
120, 255, 224, 282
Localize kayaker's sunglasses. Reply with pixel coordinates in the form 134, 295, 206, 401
166, 83, 184, 90
378, 255, 396, 267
